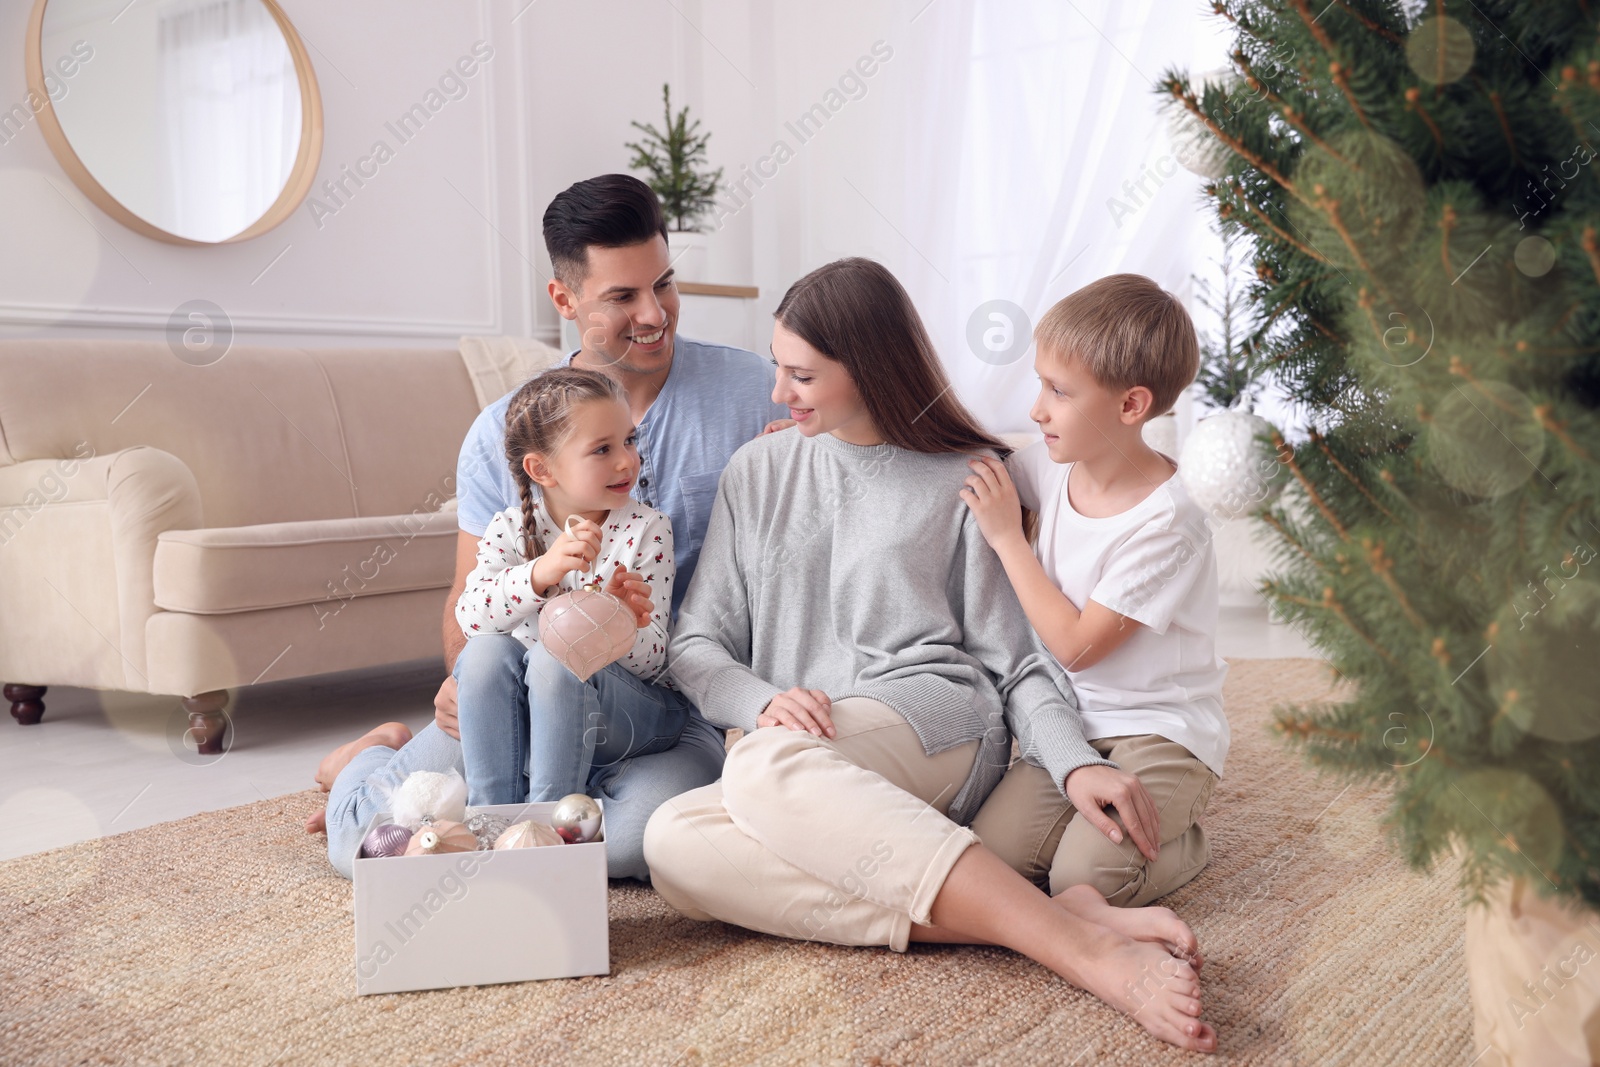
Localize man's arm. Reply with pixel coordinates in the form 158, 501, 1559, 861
433, 530, 480, 738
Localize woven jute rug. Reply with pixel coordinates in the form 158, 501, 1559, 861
0, 659, 1471, 1065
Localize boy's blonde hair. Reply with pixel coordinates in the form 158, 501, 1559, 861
1034, 273, 1199, 418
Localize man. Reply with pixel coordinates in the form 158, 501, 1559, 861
309, 174, 788, 880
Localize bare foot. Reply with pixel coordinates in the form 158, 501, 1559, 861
314, 722, 412, 792
305, 807, 327, 835
1054, 883, 1202, 971
1078, 936, 1216, 1053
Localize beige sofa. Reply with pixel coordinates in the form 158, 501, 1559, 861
0, 339, 501, 751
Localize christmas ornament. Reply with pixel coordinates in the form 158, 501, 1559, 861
465, 810, 512, 851
493, 820, 564, 850
388, 769, 468, 829
1167, 68, 1236, 179
550, 793, 603, 843
539, 589, 635, 682
1178, 405, 1286, 522
534, 518, 640, 683
360, 821, 413, 859
403, 819, 476, 856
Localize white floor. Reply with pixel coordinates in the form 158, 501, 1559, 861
0, 604, 1319, 862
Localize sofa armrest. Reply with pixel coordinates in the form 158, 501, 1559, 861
0, 447, 201, 690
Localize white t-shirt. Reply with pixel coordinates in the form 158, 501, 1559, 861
1008, 441, 1230, 777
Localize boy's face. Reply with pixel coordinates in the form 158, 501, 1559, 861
1028, 349, 1147, 463
548, 237, 680, 376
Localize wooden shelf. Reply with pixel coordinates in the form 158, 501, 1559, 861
678, 281, 760, 299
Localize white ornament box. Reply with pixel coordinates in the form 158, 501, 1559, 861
353, 801, 609, 995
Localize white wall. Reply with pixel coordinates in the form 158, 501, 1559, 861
0, 0, 739, 349
0, 0, 1231, 450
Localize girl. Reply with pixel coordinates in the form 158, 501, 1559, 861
644, 258, 1217, 1052
454, 367, 689, 806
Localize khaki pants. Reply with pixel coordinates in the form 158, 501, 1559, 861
644, 697, 980, 952
971, 734, 1216, 906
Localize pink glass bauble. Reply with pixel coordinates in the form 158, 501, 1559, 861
493, 820, 564, 850
538, 588, 636, 682
403, 819, 476, 855
360, 822, 413, 859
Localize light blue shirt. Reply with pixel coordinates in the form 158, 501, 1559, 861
455, 336, 787, 617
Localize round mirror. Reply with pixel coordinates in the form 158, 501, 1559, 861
25, 0, 322, 245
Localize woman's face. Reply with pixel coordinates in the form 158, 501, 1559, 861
769, 321, 880, 445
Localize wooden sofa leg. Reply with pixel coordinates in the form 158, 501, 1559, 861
182, 691, 230, 755
6, 684, 46, 725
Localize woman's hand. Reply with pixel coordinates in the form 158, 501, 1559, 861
603, 563, 655, 627
761, 418, 798, 436
757, 688, 835, 738
531, 518, 601, 591
959, 455, 1025, 550
1064, 764, 1162, 862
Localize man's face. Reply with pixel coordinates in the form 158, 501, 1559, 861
549, 237, 680, 376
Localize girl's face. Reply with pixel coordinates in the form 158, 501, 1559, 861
524, 397, 640, 512
769, 320, 880, 445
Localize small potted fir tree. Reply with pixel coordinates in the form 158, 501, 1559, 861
626, 84, 724, 278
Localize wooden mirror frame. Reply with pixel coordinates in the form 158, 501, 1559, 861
24, 0, 324, 246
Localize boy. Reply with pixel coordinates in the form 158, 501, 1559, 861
961, 272, 1229, 907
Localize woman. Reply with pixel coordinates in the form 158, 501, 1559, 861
644, 258, 1218, 1052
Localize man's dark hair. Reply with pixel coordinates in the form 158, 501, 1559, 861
542, 174, 668, 290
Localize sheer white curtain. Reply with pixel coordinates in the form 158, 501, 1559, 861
157, 0, 300, 242
858, 0, 1229, 434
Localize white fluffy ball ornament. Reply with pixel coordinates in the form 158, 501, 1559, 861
387, 769, 469, 830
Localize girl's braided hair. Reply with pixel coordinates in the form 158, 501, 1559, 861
504, 367, 627, 559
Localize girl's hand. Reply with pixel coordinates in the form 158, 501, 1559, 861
531, 518, 601, 591
602, 563, 655, 627
757, 688, 835, 737
959, 455, 1025, 550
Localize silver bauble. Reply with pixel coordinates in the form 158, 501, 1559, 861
1178, 408, 1286, 522
549, 793, 603, 843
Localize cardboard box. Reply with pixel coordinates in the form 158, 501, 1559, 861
353, 801, 609, 995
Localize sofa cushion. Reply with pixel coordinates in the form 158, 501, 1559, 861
153, 511, 459, 615
0, 341, 479, 529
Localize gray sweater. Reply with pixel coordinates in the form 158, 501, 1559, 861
667, 429, 1113, 824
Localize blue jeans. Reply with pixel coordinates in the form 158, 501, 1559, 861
324, 637, 723, 881
455, 634, 691, 806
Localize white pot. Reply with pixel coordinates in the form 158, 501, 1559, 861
667, 230, 708, 281
1142, 412, 1179, 458
1466, 877, 1600, 1065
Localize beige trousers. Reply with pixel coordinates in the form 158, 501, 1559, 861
644, 697, 980, 952
971, 734, 1217, 906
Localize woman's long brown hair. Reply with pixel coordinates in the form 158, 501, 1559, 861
773, 257, 1009, 458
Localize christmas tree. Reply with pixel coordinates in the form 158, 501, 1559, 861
1162, 1, 1600, 908
626, 84, 724, 232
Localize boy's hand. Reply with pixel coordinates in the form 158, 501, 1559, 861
531, 518, 601, 591
757, 688, 835, 738
959, 455, 1025, 549
602, 563, 655, 627
1064, 764, 1161, 862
